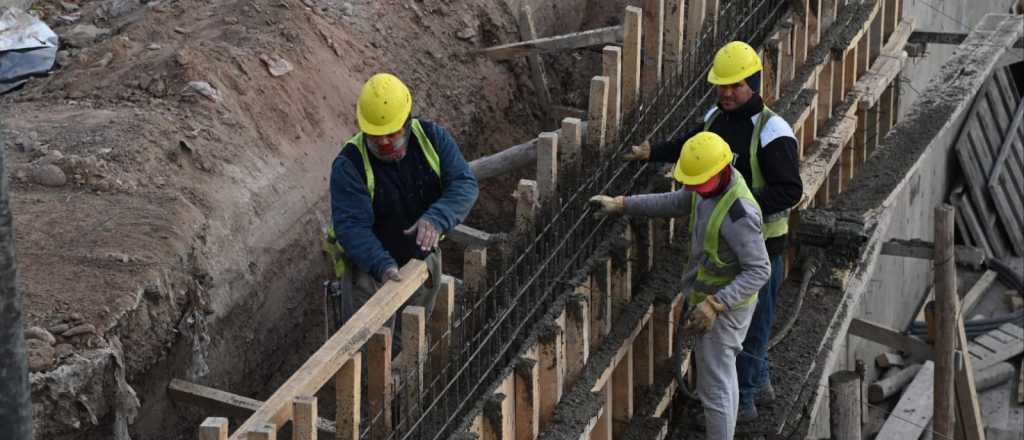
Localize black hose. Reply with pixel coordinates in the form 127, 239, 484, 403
768, 248, 823, 350
672, 301, 700, 400
988, 258, 1024, 292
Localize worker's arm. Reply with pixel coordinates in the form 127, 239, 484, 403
420, 122, 479, 232
622, 187, 694, 218
330, 155, 396, 281
648, 125, 702, 162
714, 199, 771, 309
755, 116, 803, 216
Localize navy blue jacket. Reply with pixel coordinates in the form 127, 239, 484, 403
330, 119, 478, 281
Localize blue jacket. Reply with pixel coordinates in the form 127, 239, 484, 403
330, 119, 479, 281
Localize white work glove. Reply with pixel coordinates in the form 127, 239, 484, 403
403, 217, 441, 252
382, 266, 402, 282
684, 296, 727, 334
588, 195, 625, 217
622, 141, 651, 161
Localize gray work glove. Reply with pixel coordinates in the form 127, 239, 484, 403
588, 195, 625, 217
622, 141, 651, 161
382, 266, 402, 282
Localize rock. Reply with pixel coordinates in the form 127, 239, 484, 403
27, 340, 56, 372
54, 343, 75, 359
57, 13, 81, 24
60, 1, 79, 11
67, 312, 83, 323
456, 28, 475, 40
144, 283, 161, 301
30, 165, 67, 187
147, 43, 161, 50
62, 323, 96, 337
56, 50, 72, 67
48, 323, 71, 334
111, 36, 131, 60
173, 27, 187, 34
25, 327, 56, 345
224, 17, 239, 24
338, 2, 354, 16
96, 52, 113, 67
63, 24, 111, 48
186, 81, 222, 101
260, 54, 293, 77
147, 78, 167, 97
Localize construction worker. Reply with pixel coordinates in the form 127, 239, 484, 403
328, 73, 479, 332
624, 41, 802, 420
591, 132, 771, 439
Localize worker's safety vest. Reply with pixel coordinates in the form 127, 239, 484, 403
323, 119, 442, 278
705, 107, 791, 239
687, 173, 761, 310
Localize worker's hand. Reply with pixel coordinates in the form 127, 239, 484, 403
382, 266, 402, 282
622, 141, 651, 161
588, 195, 625, 217
404, 218, 441, 251
684, 296, 727, 334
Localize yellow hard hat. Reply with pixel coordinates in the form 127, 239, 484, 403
357, 73, 413, 136
707, 41, 763, 85
673, 132, 733, 185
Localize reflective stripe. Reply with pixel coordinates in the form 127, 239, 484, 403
704, 107, 790, 238
687, 173, 760, 310
325, 119, 442, 278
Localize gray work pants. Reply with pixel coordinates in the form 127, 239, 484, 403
341, 250, 443, 350
696, 303, 755, 440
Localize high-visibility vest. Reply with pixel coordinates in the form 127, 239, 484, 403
687, 172, 761, 309
324, 119, 441, 278
705, 107, 791, 239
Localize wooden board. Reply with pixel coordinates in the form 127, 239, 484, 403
169, 379, 337, 436
967, 323, 1024, 370
876, 361, 934, 440
479, 26, 624, 60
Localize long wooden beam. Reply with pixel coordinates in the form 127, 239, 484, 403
228, 261, 429, 439
468, 123, 588, 181
479, 26, 624, 60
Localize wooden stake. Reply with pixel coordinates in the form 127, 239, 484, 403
514, 180, 539, 237
429, 276, 455, 384
663, 0, 685, 78
611, 225, 633, 321
464, 247, 488, 293
633, 321, 654, 387
954, 318, 985, 440
591, 259, 614, 347
336, 353, 360, 440
537, 131, 559, 202
494, 376, 515, 440
653, 294, 683, 364
622, 7, 643, 115
514, 350, 540, 440
565, 294, 591, 390
538, 313, 566, 429
200, 417, 229, 440
293, 396, 317, 440
829, 371, 862, 440
587, 76, 610, 157
612, 346, 634, 438
817, 60, 833, 134
685, 0, 705, 45
401, 307, 426, 425
641, 0, 665, 97
249, 425, 277, 440
868, 363, 923, 402
591, 385, 612, 440
366, 329, 392, 436
602, 47, 623, 142
933, 205, 956, 440
518, 5, 553, 114
560, 117, 583, 169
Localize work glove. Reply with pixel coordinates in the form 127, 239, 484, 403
588, 195, 625, 217
622, 141, 651, 161
382, 266, 402, 283
404, 217, 441, 252
684, 296, 727, 334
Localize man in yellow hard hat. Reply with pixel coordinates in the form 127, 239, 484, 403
624, 40, 802, 419
591, 132, 771, 439
327, 73, 478, 331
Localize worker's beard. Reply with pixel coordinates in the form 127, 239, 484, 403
366, 130, 410, 162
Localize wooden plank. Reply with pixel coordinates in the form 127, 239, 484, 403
633, 321, 654, 387
536, 132, 559, 202
565, 294, 590, 391
955, 317, 985, 440
429, 277, 454, 384
622, 7, 643, 115
591, 259, 613, 347
883, 0, 898, 41
663, 0, 684, 78
685, 0, 705, 43
538, 312, 566, 429
652, 294, 682, 365
172, 381, 337, 437
969, 324, 1024, 370
518, 5, 553, 113
449, 225, 497, 248
495, 375, 515, 440
817, 60, 833, 133
876, 362, 935, 440
335, 354, 360, 440
200, 418, 230, 440
641, 0, 665, 97
962, 270, 998, 316
515, 349, 540, 440
479, 26, 624, 60
612, 347, 634, 438
587, 76, 610, 157
293, 396, 316, 440
951, 187, 994, 257
591, 306, 653, 393
795, 0, 809, 65
228, 261, 428, 439
248, 425, 277, 440
602, 47, 622, 143
875, 352, 905, 368
591, 385, 612, 440
366, 328, 392, 436
611, 225, 633, 321
869, 0, 884, 64
400, 307, 426, 427
848, 318, 932, 360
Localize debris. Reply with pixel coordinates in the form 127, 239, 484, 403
173, 27, 187, 34
0, 8, 59, 94
57, 13, 81, 24
62, 323, 97, 337
457, 28, 476, 40
25, 326, 57, 345
62, 24, 111, 48
27, 339, 56, 372
60, 1, 80, 11
96, 52, 113, 67
54, 343, 74, 359
259, 54, 293, 77
186, 80, 222, 101
48, 323, 71, 334
147, 43, 161, 50
30, 164, 67, 187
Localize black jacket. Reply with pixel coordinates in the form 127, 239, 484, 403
650, 95, 802, 256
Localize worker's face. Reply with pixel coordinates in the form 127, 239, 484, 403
365, 124, 409, 162
716, 80, 754, 111
686, 173, 723, 198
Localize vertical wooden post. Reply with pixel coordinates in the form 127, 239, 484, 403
587, 76, 610, 158
685, 0, 705, 43
537, 132, 559, 203
858, 29, 869, 79
644, 219, 656, 272
705, 0, 720, 39
803, 96, 818, 158
429, 276, 455, 382
591, 259, 613, 348
664, 0, 685, 78
817, 61, 833, 133
809, 0, 821, 50
933, 205, 956, 440
564, 294, 590, 390
794, 0, 809, 66
538, 313, 566, 429
955, 317, 985, 440
641, 0, 665, 97
495, 376, 515, 440
879, 85, 894, 139
870, 0, 884, 64
634, 321, 655, 387
515, 348, 540, 440
401, 306, 426, 430
816, 169, 831, 206
518, 5, 552, 114
367, 328, 392, 436
883, 0, 898, 41
829, 371, 862, 440
602, 47, 623, 143
199, 417, 229, 440
831, 54, 844, 109
336, 353, 361, 440
464, 247, 488, 293
854, 109, 867, 175
293, 396, 317, 440
249, 424, 277, 440
843, 46, 857, 98
514, 180, 539, 237
612, 348, 634, 437
622, 7, 643, 115
611, 225, 633, 321
560, 117, 583, 168
653, 294, 683, 364
591, 385, 612, 440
